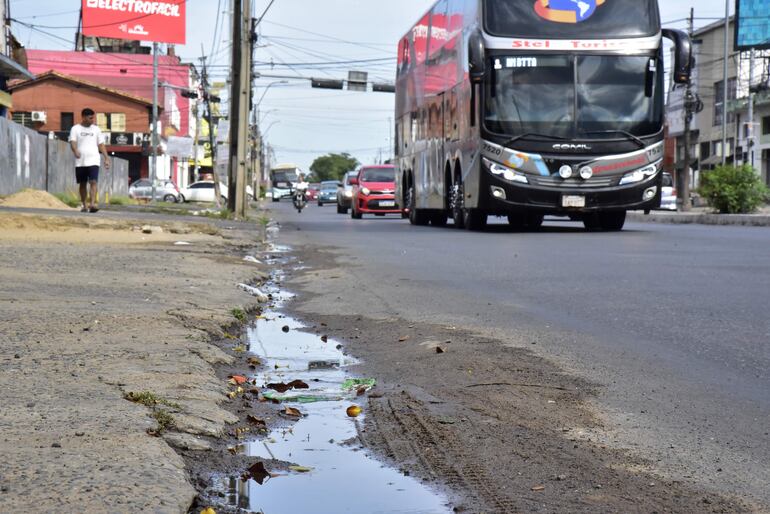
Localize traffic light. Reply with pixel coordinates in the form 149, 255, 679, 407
311, 78, 344, 90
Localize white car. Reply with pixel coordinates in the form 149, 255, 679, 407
179, 181, 228, 203
128, 179, 182, 203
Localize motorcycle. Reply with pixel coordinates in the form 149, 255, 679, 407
292, 181, 309, 213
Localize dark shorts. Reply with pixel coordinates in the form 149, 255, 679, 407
76, 166, 100, 184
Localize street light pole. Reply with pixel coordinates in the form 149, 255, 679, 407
150, 42, 159, 203
721, 0, 729, 166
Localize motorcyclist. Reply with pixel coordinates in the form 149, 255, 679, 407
292, 172, 309, 211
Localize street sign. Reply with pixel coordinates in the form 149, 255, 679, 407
736, 0, 770, 50
81, 0, 186, 45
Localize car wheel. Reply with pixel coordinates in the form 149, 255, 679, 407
351, 204, 362, 219
163, 194, 176, 203
179, 194, 186, 203
318, 201, 323, 207
599, 210, 626, 231
337, 203, 347, 214
221, 195, 227, 204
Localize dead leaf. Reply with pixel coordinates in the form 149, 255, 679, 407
200, 508, 217, 514
321, 335, 328, 343
289, 465, 313, 473
247, 415, 266, 427
227, 447, 238, 455
245, 461, 271, 485
531, 485, 545, 492
282, 406, 303, 418
346, 405, 362, 418
267, 380, 309, 393
356, 386, 368, 396
233, 345, 246, 353
230, 375, 248, 385
247, 357, 262, 366
398, 336, 409, 342
435, 346, 445, 354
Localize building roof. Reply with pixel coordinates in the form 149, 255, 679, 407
9, 70, 155, 107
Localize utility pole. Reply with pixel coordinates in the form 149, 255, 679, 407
227, 0, 252, 218
680, 8, 695, 212
721, 0, 730, 166
200, 54, 223, 208
748, 49, 756, 169
150, 42, 159, 203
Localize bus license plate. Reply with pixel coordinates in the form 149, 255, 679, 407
379, 200, 396, 207
562, 195, 585, 208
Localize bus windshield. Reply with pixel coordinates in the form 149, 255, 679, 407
272, 170, 298, 183
485, 54, 664, 140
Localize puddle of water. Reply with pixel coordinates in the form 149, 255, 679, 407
217, 294, 451, 514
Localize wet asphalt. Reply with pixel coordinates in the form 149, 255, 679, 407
273, 201, 770, 508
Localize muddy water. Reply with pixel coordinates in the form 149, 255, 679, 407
219, 293, 451, 514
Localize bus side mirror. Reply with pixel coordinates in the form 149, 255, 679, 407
662, 29, 692, 84
468, 31, 486, 84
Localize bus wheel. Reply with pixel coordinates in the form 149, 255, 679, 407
431, 211, 448, 227
599, 211, 626, 231
464, 209, 487, 231
407, 185, 429, 226
450, 183, 465, 229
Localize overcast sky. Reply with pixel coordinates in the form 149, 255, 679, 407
11, 0, 736, 172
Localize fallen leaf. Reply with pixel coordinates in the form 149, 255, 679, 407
289, 465, 313, 473
247, 357, 262, 366
282, 406, 303, 418
356, 386, 368, 396
398, 336, 409, 342
320, 335, 328, 343
435, 346, 446, 354
247, 415, 266, 427
267, 380, 309, 393
233, 345, 246, 353
245, 461, 271, 485
346, 405, 362, 418
227, 391, 237, 399
227, 447, 238, 455
531, 485, 545, 492
200, 508, 217, 514
230, 375, 248, 385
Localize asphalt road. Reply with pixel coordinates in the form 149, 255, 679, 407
274, 201, 770, 508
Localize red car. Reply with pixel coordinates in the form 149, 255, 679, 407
306, 183, 320, 202
350, 165, 399, 219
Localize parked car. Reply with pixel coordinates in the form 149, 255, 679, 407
179, 181, 228, 203
336, 171, 359, 214
128, 179, 182, 203
659, 172, 677, 211
317, 180, 339, 206
350, 165, 399, 219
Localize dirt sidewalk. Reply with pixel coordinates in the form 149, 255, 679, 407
0, 211, 267, 513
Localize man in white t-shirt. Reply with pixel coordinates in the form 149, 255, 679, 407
69, 108, 111, 213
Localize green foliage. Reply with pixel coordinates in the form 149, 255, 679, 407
108, 196, 136, 206
232, 308, 247, 323
54, 191, 81, 208
310, 153, 360, 182
151, 409, 176, 432
698, 164, 769, 214
125, 391, 181, 409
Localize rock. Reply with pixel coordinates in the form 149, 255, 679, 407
163, 432, 213, 451
141, 225, 163, 234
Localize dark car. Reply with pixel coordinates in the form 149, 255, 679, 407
318, 181, 339, 206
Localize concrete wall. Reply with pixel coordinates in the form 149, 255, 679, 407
0, 116, 128, 197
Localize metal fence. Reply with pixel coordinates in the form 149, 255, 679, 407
0, 116, 128, 197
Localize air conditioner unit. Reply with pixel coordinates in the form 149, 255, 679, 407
31, 111, 47, 123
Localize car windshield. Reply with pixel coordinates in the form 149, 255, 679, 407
360, 168, 395, 182
322, 184, 337, 191
485, 54, 664, 140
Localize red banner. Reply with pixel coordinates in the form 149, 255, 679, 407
82, 0, 186, 45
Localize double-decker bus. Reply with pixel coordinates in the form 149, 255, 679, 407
395, 0, 691, 231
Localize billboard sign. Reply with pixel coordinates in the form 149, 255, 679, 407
736, 0, 770, 50
82, 0, 186, 45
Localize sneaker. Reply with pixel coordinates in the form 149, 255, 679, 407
81, 207, 88, 213
89, 207, 100, 213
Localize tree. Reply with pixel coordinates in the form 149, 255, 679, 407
310, 153, 359, 182
699, 164, 769, 214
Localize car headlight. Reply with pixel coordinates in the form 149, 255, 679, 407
619, 161, 661, 186
344, 190, 353, 198
483, 157, 528, 184
361, 187, 371, 196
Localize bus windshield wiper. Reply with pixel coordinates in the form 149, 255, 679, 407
501, 132, 568, 148
580, 130, 646, 148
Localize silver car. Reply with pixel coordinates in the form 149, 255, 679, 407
128, 179, 182, 203
336, 170, 358, 214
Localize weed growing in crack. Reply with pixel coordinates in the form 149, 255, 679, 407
232, 308, 247, 323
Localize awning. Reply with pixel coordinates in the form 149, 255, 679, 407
0, 54, 34, 80
701, 155, 726, 166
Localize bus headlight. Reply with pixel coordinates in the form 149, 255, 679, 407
619, 161, 661, 185
484, 158, 528, 184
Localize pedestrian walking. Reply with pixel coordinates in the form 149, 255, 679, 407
69, 108, 111, 213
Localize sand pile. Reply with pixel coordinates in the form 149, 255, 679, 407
0, 189, 75, 210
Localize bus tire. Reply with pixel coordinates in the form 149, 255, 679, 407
599, 210, 626, 231
407, 184, 430, 226
464, 209, 487, 231
431, 211, 448, 227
